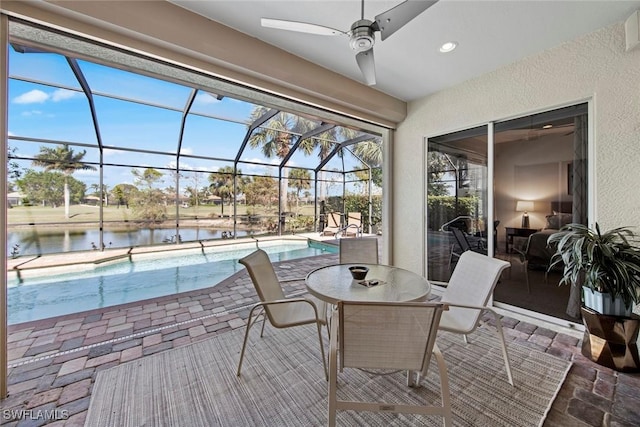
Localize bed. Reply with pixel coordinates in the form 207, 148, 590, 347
520, 202, 573, 270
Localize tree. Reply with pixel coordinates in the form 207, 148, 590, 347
17, 170, 86, 208
427, 152, 452, 196
131, 168, 166, 222
90, 183, 109, 206
7, 146, 22, 180
288, 168, 311, 212
244, 175, 278, 208
32, 145, 96, 218
111, 183, 137, 209
247, 107, 316, 213
208, 166, 235, 216
185, 171, 205, 211
352, 139, 383, 188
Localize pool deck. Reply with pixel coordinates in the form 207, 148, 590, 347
2, 241, 640, 426
7, 234, 328, 277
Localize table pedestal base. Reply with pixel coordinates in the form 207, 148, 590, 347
581, 307, 640, 372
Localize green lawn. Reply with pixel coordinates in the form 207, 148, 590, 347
8, 203, 317, 226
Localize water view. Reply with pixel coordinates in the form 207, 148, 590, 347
7, 227, 250, 256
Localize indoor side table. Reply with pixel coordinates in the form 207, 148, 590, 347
504, 227, 539, 253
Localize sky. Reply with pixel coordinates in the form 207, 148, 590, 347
7, 47, 368, 193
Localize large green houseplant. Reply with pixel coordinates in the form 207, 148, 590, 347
548, 223, 640, 316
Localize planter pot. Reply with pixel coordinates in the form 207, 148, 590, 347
580, 307, 640, 372
582, 286, 633, 317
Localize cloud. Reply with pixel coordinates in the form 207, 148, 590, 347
13, 89, 49, 104
8, 131, 15, 136
13, 88, 79, 105
180, 147, 193, 155
51, 89, 78, 102
21, 110, 43, 117
76, 169, 99, 177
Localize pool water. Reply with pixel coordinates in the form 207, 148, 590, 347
8, 240, 337, 325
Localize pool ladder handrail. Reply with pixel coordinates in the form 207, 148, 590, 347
439, 216, 473, 232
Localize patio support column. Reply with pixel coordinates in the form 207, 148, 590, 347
381, 128, 392, 265
0, 12, 9, 399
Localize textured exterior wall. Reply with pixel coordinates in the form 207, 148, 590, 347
393, 22, 640, 274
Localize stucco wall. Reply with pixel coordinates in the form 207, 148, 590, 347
393, 22, 640, 274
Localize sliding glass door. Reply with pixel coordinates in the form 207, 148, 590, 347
426, 104, 588, 322
426, 125, 489, 283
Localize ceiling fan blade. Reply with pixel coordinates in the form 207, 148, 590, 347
356, 49, 376, 86
261, 18, 345, 36
374, 0, 439, 41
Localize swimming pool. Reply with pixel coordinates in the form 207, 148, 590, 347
7, 240, 337, 325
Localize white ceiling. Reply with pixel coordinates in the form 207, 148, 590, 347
168, 0, 640, 102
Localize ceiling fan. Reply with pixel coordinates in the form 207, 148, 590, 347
261, 0, 439, 86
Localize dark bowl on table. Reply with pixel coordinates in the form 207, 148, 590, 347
349, 266, 369, 280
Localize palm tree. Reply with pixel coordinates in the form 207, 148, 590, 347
90, 183, 109, 206
247, 107, 316, 213
33, 145, 96, 218
352, 138, 383, 189
288, 168, 311, 212
208, 166, 235, 216
353, 139, 382, 166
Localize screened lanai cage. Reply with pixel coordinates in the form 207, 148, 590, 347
5, 20, 383, 257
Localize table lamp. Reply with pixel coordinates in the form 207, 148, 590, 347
516, 201, 534, 228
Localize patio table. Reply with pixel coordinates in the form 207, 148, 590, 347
305, 263, 430, 305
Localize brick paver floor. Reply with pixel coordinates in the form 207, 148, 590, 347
2, 253, 639, 426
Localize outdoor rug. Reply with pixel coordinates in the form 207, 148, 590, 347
86, 324, 571, 426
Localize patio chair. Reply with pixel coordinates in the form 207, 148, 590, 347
342, 212, 362, 237
448, 226, 487, 269
322, 212, 343, 236
339, 237, 378, 264
438, 250, 514, 385
237, 249, 328, 379
328, 301, 451, 427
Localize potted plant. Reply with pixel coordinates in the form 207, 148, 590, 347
548, 223, 640, 317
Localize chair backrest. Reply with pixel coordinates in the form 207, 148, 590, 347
338, 301, 445, 375
441, 251, 511, 332
347, 212, 361, 227
339, 237, 378, 264
238, 249, 287, 324
328, 212, 341, 228
451, 226, 472, 252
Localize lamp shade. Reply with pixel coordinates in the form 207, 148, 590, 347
515, 201, 534, 212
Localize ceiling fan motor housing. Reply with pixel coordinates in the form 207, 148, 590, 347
349, 19, 375, 52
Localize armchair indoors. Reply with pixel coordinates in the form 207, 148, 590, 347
438, 250, 514, 385
237, 249, 328, 379
328, 301, 452, 427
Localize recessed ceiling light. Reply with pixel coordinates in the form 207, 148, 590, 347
439, 41, 458, 53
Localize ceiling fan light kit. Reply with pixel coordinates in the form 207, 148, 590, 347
261, 0, 439, 86
349, 20, 375, 52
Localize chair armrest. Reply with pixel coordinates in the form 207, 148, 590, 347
254, 297, 324, 320
444, 303, 505, 328
444, 302, 489, 311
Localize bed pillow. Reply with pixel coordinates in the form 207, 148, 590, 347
545, 213, 573, 229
